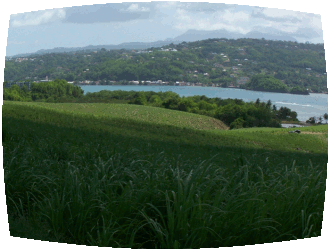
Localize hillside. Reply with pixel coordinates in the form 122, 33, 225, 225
4, 38, 327, 93
8, 101, 229, 131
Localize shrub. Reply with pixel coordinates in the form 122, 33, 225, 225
230, 118, 245, 129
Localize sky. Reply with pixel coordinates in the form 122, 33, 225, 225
3, 1, 327, 57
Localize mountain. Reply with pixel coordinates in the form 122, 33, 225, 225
8, 40, 183, 58
172, 29, 297, 42
244, 31, 297, 42
172, 29, 243, 42
8, 29, 298, 58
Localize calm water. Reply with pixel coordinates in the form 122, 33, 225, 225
79, 85, 328, 122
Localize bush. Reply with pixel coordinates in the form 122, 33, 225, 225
133, 92, 147, 105
230, 118, 245, 130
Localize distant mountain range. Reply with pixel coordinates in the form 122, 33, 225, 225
8, 29, 299, 58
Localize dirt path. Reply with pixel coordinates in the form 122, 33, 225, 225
300, 132, 327, 135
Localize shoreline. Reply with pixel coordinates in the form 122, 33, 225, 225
77, 84, 327, 95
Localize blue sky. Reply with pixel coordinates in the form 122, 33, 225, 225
3, 1, 326, 57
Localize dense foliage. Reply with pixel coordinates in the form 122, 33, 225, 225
4, 81, 302, 129
245, 74, 288, 93
5, 38, 327, 93
3, 79, 84, 102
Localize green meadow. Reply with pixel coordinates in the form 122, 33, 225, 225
2, 101, 328, 248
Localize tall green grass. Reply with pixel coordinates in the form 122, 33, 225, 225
3, 101, 327, 248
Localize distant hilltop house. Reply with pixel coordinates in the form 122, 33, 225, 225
14, 57, 29, 63
159, 48, 177, 52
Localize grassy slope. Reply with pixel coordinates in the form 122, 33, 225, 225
8, 101, 228, 131
2, 101, 328, 248
3, 101, 328, 164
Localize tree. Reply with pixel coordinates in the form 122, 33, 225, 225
178, 97, 198, 112
272, 105, 277, 112
306, 116, 316, 124
230, 117, 245, 129
149, 95, 162, 106
323, 113, 328, 124
277, 107, 292, 120
133, 92, 147, 105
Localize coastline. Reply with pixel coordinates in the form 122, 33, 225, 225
76, 84, 328, 95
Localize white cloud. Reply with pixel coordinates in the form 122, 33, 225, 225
155, 1, 179, 10
173, 9, 250, 33
221, 10, 250, 23
10, 9, 66, 27
247, 6, 323, 38
127, 4, 150, 12
261, 8, 301, 19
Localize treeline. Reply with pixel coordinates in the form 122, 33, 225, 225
4, 80, 301, 129
125, 92, 296, 129
3, 79, 84, 102
244, 74, 310, 95
5, 38, 327, 93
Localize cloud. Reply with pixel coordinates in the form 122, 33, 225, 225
173, 9, 250, 33
251, 10, 301, 23
155, 1, 231, 13
154, 1, 179, 10
250, 7, 323, 39
10, 9, 66, 27
178, 2, 230, 13
64, 4, 151, 23
127, 4, 150, 12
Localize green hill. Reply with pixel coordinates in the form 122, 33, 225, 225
8, 101, 228, 131
4, 38, 327, 93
